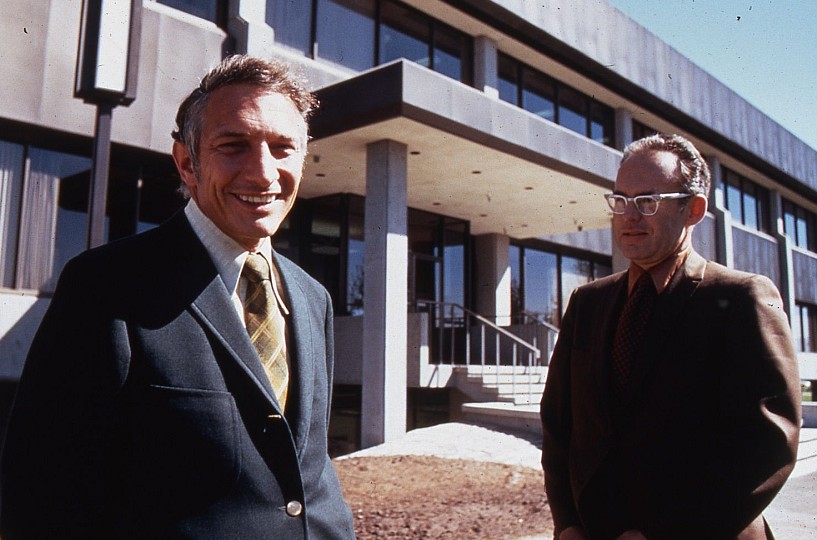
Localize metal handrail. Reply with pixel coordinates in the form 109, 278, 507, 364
413, 299, 544, 405
518, 310, 560, 334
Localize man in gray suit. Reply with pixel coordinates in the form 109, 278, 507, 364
1, 55, 355, 539
541, 134, 801, 539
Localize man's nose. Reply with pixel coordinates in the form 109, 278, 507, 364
250, 145, 282, 186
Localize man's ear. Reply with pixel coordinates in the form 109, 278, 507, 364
172, 140, 197, 192
686, 194, 708, 226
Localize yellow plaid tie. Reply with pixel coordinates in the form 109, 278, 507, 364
242, 253, 289, 411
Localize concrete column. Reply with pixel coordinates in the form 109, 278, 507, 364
361, 140, 408, 448
708, 155, 734, 267
614, 108, 633, 151
227, 0, 275, 56
473, 36, 499, 99
474, 233, 511, 325
770, 191, 796, 316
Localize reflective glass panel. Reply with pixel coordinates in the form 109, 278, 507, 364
521, 69, 555, 121
725, 172, 743, 223
498, 54, 519, 105
316, 0, 375, 71
0, 140, 24, 288
379, 1, 429, 67
158, 0, 219, 22
266, 0, 313, 55
442, 221, 466, 307
347, 198, 365, 315
560, 256, 592, 318
509, 244, 522, 316
558, 86, 587, 136
523, 249, 558, 324
742, 183, 758, 230
433, 23, 470, 83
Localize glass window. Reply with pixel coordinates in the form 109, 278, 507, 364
0, 141, 24, 288
742, 182, 759, 230
509, 244, 522, 316
723, 167, 769, 232
316, 0, 375, 71
442, 220, 466, 307
157, 0, 220, 23
594, 262, 612, 280
521, 69, 555, 122
512, 244, 611, 326
523, 249, 558, 325
19, 148, 93, 291
347, 198, 365, 315
557, 86, 587, 136
632, 120, 658, 141
795, 303, 817, 353
725, 171, 743, 224
266, 0, 313, 55
560, 256, 592, 317
433, 23, 471, 83
379, 1, 430, 67
783, 199, 817, 251
589, 102, 614, 146
497, 54, 519, 105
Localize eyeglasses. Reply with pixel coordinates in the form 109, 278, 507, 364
604, 192, 691, 216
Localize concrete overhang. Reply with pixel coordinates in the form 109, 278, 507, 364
302, 60, 620, 238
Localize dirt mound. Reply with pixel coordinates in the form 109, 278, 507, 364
335, 454, 553, 539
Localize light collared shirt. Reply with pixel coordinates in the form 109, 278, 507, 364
626, 244, 692, 296
184, 200, 290, 326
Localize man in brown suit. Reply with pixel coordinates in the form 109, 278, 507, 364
541, 133, 801, 539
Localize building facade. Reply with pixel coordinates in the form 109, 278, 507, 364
1, 0, 816, 451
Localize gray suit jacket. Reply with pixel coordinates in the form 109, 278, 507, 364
0, 211, 355, 539
541, 251, 801, 539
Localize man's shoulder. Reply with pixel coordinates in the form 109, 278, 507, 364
698, 259, 776, 290
576, 270, 626, 295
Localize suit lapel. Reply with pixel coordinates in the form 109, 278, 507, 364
189, 278, 280, 408
274, 253, 315, 455
163, 212, 282, 411
593, 274, 628, 429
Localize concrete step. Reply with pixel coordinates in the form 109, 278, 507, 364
469, 373, 546, 385
460, 401, 542, 436
486, 382, 546, 395
461, 365, 548, 375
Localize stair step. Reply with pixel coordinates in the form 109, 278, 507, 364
462, 365, 548, 375
470, 374, 546, 384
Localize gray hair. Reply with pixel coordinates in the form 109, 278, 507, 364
622, 133, 711, 198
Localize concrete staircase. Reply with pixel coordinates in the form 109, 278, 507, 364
453, 365, 547, 436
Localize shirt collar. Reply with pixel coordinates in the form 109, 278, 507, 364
184, 200, 283, 312
628, 245, 691, 295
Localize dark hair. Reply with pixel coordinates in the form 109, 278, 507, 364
172, 55, 318, 173
622, 133, 711, 198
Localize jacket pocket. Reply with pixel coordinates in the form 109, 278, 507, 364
125, 385, 242, 514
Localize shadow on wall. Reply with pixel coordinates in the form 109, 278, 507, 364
0, 297, 50, 450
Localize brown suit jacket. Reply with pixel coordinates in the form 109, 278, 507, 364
541, 251, 801, 539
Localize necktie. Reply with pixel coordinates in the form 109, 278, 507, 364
242, 253, 289, 411
610, 272, 657, 402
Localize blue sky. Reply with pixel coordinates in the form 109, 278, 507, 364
608, 0, 817, 151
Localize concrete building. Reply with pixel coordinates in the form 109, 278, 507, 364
1, 0, 816, 452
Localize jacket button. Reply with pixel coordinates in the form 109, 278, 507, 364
286, 500, 303, 517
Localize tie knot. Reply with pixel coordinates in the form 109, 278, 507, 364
243, 253, 270, 283
631, 272, 656, 298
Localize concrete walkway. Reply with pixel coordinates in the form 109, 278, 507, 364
343, 423, 817, 539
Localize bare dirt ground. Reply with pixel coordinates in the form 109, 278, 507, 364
334, 454, 554, 539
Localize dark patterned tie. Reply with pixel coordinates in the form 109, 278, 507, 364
242, 253, 289, 411
610, 272, 657, 402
